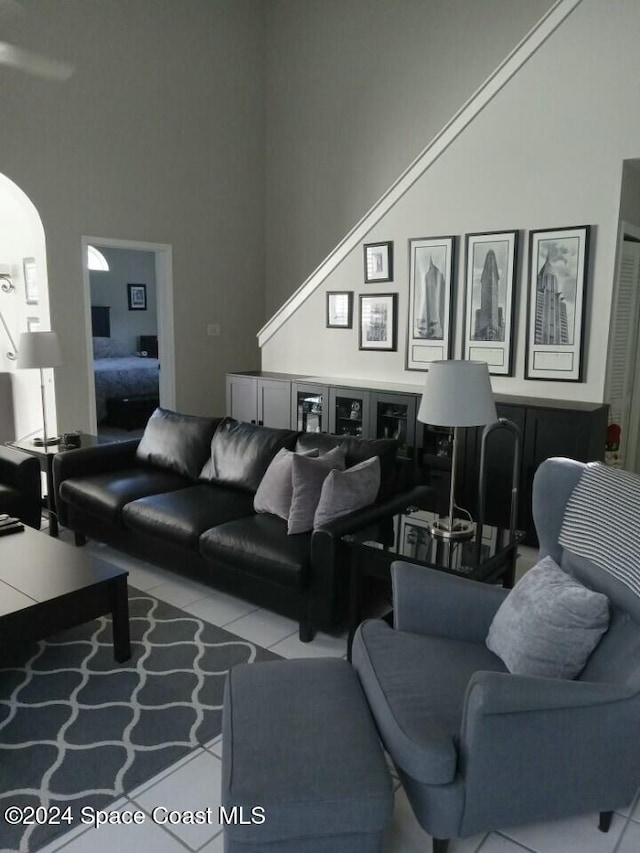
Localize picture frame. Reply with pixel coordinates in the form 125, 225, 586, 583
127, 283, 147, 311
525, 225, 590, 382
23, 257, 38, 305
26, 317, 40, 333
406, 236, 455, 370
359, 293, 397, 351
326, 291, 353, 329
463, 230, 518, 376
364, 241, 393, 283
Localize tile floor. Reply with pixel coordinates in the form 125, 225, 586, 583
32, 536, 640, 853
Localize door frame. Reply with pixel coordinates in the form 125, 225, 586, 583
81, 235, 176, 432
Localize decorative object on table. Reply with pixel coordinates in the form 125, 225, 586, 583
406, 235, 455, 370
364, 240, 393, 283
127, 282, 147, 310
326, 290, 353, 328
23, 256, 38, 304
417, 360, 497, 540
359, 292, 397, 351
525, 224, 590, 381
0, 513, 24, 535
61, 430, 82, 448
463, 230, 518, 376
16, 330, 64, 446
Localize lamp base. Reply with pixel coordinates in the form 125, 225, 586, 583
32, 436, 60, 447
429, 517, 475, 541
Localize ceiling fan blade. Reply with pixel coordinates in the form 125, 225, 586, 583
0, 40, 74, 81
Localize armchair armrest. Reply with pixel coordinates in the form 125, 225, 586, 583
0, 445, 39, 490
392, 561, 509, 642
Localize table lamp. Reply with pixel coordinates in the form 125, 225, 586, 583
418, 360, 497, 540
17, 330, 63, 446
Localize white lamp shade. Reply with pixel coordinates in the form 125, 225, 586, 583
417, 360, 497, 427
17, 331, 63, 369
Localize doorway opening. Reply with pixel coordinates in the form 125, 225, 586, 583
81, 236, 175, 439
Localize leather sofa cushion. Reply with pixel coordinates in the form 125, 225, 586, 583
296, 432, 399, 501
200, 514, 311, 589
353, 619, 506, 786
200, 418, 298, 493
59, 468, 190, 527
123, 485, 255, 550
136, 407, 221, 479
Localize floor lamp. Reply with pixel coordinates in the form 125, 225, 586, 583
418, 360, 497, 540
17, 331, 63, 446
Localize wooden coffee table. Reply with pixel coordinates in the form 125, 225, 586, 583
0, 528, 130, 662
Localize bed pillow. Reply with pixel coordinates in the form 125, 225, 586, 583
486, 556, 610, 679
253, 447, 319, 520
288, 446, 347, 535
313, 456, 380, 528
136, 408, 220, 480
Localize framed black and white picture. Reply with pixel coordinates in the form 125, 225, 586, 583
26, 317, 40, 334
326, 291, 353, 328
525, 225, 590, 382
364, 241, 393, 283
406, 236, 455, 370
23, 257, 38, 305
359, 293, 397, 351
463, 230, 518, 375
127, 283, 147, 311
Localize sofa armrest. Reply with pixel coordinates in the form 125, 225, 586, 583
392, 561, 509, 641
53, 439, 140, 484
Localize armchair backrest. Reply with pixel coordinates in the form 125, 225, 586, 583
533, 457, 640, 688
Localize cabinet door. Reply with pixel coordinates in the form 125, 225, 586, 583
329, 388, 371, 437
291, 383, 329, 433
226, 375, 257, 423
370, 392, 417, 458
257, 379, 291, 428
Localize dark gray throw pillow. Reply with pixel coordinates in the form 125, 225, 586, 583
135, 408, 220, 480
486, 556, 610, 679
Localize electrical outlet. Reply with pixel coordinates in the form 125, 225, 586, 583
207, 324, 220, 337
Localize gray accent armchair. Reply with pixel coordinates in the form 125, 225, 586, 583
352, 457, 640, 853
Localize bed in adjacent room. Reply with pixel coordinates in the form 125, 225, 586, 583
93, 337, 160, 424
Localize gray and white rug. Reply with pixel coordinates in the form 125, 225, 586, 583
0, 585, 280, 852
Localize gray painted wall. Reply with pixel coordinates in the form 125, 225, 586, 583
1, 0, 265, 428
264, 0, 555, 316
89, 247, 157, 355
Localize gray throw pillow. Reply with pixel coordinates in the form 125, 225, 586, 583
486, 556, 610, 679
253, 447, 319, 520
288, 446, 346, 535
314, 456, 380, 528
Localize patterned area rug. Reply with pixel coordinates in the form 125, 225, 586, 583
0, 584, 280, 852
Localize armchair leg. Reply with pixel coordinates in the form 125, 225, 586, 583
433, 839, 449, 853
599, 811, 613, 833
74, 532, 87, 547
298, 619, 314, 643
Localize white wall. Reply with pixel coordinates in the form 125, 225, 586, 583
0, 175, 54, 440
264, 0, 555, 317
90, 247, 157, 354
619, 161, 640, 229
1, 0, 265, 429
263, 0, 640, 404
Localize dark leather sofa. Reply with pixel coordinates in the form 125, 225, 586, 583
54, 410, 407, 640
0, 445, 41, 529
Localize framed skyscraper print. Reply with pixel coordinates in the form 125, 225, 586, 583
406, 236, 455, 370
359, 293, 397, 351
525, 225, 590, 382
463, 230, 518, 376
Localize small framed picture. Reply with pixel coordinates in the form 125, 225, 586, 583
463, 230, 518, 376
406, 236, 455, 370
26, 317, 40, 333
127, 283, 147, 311
525, 225, 590, 382
326, 291, 353, 328
23, 257, 38, 305
364, 241, 393, 283
359, 293, 397, 351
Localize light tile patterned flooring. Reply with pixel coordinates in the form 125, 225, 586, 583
32, 536, 640, 853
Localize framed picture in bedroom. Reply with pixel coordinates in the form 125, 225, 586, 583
359, 293, 397, 351
406, 236, 455, 370
525, 225, 590, 382
127, 283, 147, 311
364, 241, 393, 283
463, 230, 518, 376
326, 291, 353, 328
